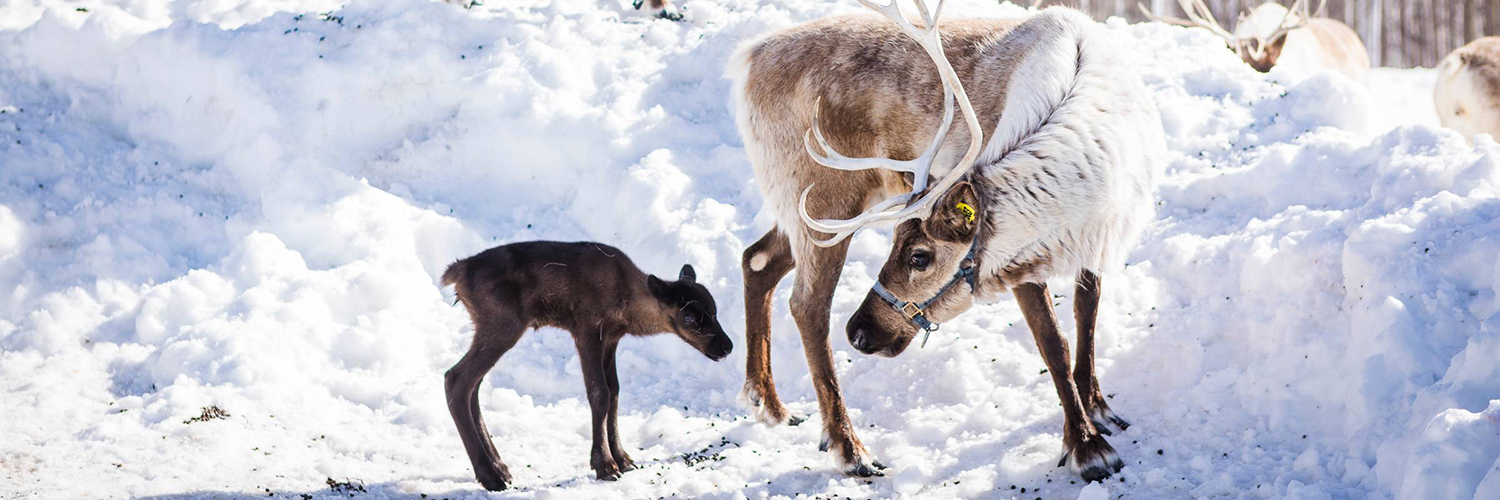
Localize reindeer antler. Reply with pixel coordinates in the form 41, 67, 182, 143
1139, 0, 1325, 51
797, 0, 984, 247
1137, 0, 1235, 41
1259, 0, 1323, 45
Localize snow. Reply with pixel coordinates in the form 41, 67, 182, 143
1, 0, 1497, 499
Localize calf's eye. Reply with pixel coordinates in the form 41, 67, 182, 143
683, 315, 699, 327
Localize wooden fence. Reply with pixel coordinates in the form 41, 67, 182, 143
1033, 0, 1500, 68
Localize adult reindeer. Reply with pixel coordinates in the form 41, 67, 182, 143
730, 0, 1163, 481
1141, 0, 1369, 84
1435, 37, 1500, 143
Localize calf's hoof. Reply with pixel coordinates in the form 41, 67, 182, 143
476, 476, 508, 492
1058, 434, 1124, 483
477, 479, 508, 491
596, 469, 622, 481
475, 464, 512, 491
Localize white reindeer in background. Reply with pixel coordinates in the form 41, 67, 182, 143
1435, 37, 1500, 143
731, 0, 1163, 480
1142, 0, 1369, 84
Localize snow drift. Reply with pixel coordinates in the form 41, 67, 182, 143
1, 0, 1497, 499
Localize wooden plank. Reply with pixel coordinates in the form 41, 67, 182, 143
1415, 0, 1425, 66
1397, 0, 1409, 68
1474, 0, 1482, 41
1372, 0, 1381, 67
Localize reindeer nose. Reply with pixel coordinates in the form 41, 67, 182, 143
851, 328, 870, 352
707, 335, 733, 361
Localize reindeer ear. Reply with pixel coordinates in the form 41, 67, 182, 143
679, 264, 696, 283
928, 181, 979, 241
900, 173, 937, 191
647, 275, 668, 298
1264, 31, 1289, 57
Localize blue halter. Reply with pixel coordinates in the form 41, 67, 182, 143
868, 239, 980, 348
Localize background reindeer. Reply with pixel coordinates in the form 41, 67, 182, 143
1142, 0, 1369, 84
1435, 37, 1500, 143
730, 0, 1162, 480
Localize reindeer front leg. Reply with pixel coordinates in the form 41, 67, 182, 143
1014, 282, 1123, 482
575, 333, 621, 481
602, 338, 635, 472
790, 240, 883, 477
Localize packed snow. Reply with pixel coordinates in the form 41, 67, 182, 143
2, 0, 1498, 499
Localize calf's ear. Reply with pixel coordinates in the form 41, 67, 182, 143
648, 275, 668, 298
679, 264, 697, 283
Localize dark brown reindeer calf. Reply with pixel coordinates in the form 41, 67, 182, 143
441, 241, 732, 491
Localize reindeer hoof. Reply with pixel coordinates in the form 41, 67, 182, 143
476, 462, 512, 491
742, 381, 797, 426
845, 460, 886, 477
1090, 406, 1132, 435
656, 7, 684, 21
476, 471, 509, 491
616, 454, 637, 472
1060, 435, 1124, 483
596, 469, 622, 481
631, 0, 644, 9
833, 443, 885, 477
788, 414, 807, 426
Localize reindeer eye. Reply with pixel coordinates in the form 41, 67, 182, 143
683, 315, 699, 327
909, 251, 932, 271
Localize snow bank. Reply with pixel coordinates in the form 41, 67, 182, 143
0, 0, 1496, 499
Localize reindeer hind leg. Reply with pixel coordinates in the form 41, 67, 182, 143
1014, 281, 1122, 482
741, 227, 800, 426
446, 309, 525, 491
1072, 270, 1130, 434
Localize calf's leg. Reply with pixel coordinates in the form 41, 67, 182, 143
602, 339, 635, 472
445, 316, 525, 491
575, 332, 621, 480
1013, 282, 1123, 482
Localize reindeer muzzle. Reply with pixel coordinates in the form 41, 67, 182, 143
868, 240, 979, 347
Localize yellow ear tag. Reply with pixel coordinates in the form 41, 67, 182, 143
955, 202, 976, 223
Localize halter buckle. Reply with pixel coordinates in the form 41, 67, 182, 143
901, 302, 924, 319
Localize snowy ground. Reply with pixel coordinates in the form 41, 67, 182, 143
2, 0, 1498, 499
